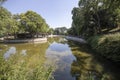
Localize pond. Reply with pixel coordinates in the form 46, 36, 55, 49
0, 37, 120, 80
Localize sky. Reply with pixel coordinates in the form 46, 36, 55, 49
3, 0, 78, 28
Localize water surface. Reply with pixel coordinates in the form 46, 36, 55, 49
0, 37, 120, 80
46, 42, 76, 80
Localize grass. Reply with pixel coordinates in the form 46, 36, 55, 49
88, 32, 120, 61
0, 56, 54, 80
109, 27, 120, 33
0, 43, 54, 80
0, 54, 54, 80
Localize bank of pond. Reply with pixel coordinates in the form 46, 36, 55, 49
0, 37, 120, 80
88, 32, 120, 62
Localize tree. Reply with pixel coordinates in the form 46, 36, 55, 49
48, 28, 54, 35
0, 7, 11, 36
54, 27, 67, 35
70, 0, 120, 38
20, 11, 49, 37
71, 7, 84, 36
9, 18, 19, 38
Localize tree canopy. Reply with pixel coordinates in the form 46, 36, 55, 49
68, 0, 120, 38
0, 7, 50, 38
20, 11, 49, 35
0, 7, 11, 36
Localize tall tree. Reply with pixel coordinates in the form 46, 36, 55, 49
72, 7, 84, 36
70, 0, 120, 38
0, 7, 11, 36
20, 11, 49, 37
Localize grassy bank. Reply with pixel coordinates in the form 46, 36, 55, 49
0, 45, 54, 80
87, 33, 120, 61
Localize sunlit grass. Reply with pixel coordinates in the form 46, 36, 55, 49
0, 43, 54, 80
109, 27, 120, 33
88, 32, 120, 61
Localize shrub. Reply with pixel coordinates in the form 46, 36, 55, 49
88, 33, 120, 61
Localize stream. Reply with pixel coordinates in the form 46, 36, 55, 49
1, 37, 120, 80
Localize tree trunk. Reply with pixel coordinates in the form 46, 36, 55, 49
96, 13, 102, 34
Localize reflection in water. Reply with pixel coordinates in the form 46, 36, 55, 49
46, 41, 76, 80
48, 42, 70, 52
4, 47, 16, 59
1, 37, 120, 80
21, 50, 27, 56
59, 38, 68, 43
4, 47, 27, 59
69, 42, 120, 80
71, 53, 103, 80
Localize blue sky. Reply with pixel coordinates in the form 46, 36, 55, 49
3, 0, 78, 28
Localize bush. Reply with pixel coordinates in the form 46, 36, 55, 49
88, 33, 120, 61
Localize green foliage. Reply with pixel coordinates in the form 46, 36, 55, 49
0, 49, 54, 80
0, 58, 54, 80
0, 7, 20, 38
69, 0, 120, 38
88, 33, 120, 61
20, 11, 49, 35
48, 28, 54, 34
69, 0, 120, 62
0, 7, 50, 38
71, 7, 84, 36
0, 7, 12, 36
54, 27, 67, 35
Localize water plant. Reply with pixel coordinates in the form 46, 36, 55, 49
0, 45, 54, 80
